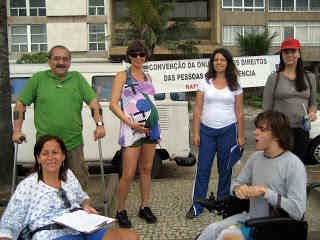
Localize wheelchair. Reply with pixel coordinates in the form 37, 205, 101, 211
196, 193, 308, 240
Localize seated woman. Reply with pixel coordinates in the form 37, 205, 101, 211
0, 135, 138, 240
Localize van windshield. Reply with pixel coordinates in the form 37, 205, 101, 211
170, 92, 187, 101
11, 77, 29, 103
92, 75, 114, 102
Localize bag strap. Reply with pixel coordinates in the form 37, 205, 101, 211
272, 71, 312, 110
29, 208, 81, 237
30, 223, 65, 238
125, 69, 132, 86
271, 72, 280, 110
304, 71, 312, 107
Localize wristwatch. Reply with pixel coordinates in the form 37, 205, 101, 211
96, 121, 104, 126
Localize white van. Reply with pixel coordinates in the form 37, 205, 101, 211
10, 62, 196, 177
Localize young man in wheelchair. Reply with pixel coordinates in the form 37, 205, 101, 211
197, 110, 307, 240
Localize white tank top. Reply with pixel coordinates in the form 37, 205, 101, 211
198, 78, 242, 129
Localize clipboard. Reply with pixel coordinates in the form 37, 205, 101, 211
53, 210, 115, 234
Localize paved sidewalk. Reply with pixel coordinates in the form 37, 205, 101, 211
1, 105, 319, 239
114, 105, 320, 239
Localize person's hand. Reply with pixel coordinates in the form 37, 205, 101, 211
0, 237, 11, 240
309, 111, 317, 121
94, 126, 105, 141
237, 137, 245, 148
83, 205, 98, 214
247, 185, 268, 198
12, 131, 26, 144
193, 133, 200, 148
234, 184, 250, 199
130, 122, 149, 134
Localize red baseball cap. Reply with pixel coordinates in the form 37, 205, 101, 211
281, 38, 301, 50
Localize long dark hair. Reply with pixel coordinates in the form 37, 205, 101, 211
34, 135, 68, 182
254, 110, 293, 151
278, 50, 307, 91
205, 48, 240, 91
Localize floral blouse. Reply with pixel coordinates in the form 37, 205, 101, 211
0, 170, 89, 240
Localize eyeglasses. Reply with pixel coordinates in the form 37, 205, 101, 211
129, 52, 146, 58
51, 56, 71, 62
57, 188, 71, 209
213, 58, 227, 62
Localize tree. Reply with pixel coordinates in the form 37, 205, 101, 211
120, 0, 199, 58
0, 0, 14, 187
236, 29, 277, 56
236, 29, 278, 101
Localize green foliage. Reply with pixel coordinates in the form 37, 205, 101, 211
119, 0, 199, 58
16, 52, 48, 64
164, 20, 200, 58
236, 29, 277, 56
247, 96, 263, 108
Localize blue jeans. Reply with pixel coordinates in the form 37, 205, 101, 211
53, 227, 109, 240
191, 123, 237, 215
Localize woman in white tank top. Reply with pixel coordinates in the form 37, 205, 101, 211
186, 48, 245, 219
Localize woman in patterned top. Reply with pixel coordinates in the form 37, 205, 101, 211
0, 135, 138, 240
110, 40, 160, 228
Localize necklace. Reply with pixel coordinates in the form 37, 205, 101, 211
263, 151, 286, 159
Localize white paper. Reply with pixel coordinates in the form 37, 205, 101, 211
53, 210, 115, 233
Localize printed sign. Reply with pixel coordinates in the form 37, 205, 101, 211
144, 55, 279, 93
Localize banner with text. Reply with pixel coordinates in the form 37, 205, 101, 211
144, 55, 279, 93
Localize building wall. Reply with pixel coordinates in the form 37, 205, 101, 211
46, 0, 87, 16
219, 0, 320, 61
47, 22, 88, 51
7, 0, 110, 61
7, 0, 320, 63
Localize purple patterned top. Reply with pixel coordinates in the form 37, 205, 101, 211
119, 69, 160, 147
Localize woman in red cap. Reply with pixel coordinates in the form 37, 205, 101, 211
263, 38, 317, 164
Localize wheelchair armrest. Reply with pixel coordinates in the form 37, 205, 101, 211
244, 216, 308, 240
196, 195, 249, 218
245, 216, 301, 227
307, 182, 320, 195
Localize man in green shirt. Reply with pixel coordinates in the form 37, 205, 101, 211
12, 45, 105, 188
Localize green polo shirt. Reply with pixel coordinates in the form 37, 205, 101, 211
18, 70, 96, 150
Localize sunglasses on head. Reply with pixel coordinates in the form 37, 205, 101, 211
129, 52, 146, 58
57, 188, 71, 209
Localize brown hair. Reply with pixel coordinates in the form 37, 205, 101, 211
254, 110, 293, 151
205, 48, 240, 91
34, 135, 68, 181
126, 40, 148, 63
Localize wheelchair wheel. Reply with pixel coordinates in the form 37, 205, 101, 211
307, 135, 320, 165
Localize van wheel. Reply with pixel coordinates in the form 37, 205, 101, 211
151, 152, 162, 179
174, 153, 196, 166
308, 136, 320, 165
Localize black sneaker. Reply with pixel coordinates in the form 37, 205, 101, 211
186, 206, 198, 219
116, 210, 132, 228
138, 206, 157, 223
